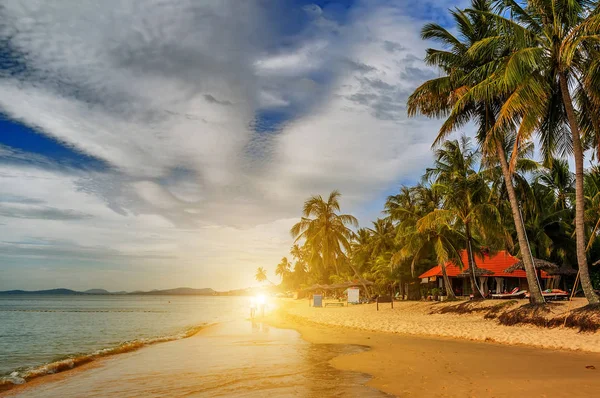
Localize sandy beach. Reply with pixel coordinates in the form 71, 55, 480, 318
278, 298, 600, 352
3, 298, 600, 397
265, 298, 600, 397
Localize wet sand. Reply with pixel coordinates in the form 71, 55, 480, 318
2, 320, 388, 398
266, 301, 600, 397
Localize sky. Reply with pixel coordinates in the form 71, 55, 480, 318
0, 0, 470, 291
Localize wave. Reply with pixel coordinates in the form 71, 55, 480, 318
0, 324, 209, 393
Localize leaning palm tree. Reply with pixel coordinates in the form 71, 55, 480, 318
474, 0, 600, 303
407, 0, 545, 303
255, 267, 268, 284
290, 190, 359, 283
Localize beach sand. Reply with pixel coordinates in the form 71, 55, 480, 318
266, 299, 600, 397
280, 298, 600, 352
4, 299, 600, 397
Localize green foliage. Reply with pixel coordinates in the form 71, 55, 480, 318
275, 0, 600, 301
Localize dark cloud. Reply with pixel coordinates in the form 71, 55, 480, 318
400, 66, 437, 82
383, 40, 405, 53
0, 205, 93, 221
203, 94, 233, 106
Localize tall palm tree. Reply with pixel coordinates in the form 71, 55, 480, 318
478, 0, 600, 303
423, 137, 502, 298
407, 0, 546, 303
367, 218, 396, 259
290, 190, 359, 283
275, 257, 292, 283
255, 267, 267, 283
535, 158, 575, 211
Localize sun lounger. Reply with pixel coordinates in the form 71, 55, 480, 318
324, 302, 345, 307
491, 287, 527, 299
526, 289, 569, 301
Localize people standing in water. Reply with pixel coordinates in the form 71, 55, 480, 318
250, 297, 256, 319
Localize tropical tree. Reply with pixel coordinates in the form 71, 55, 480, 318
255, 267, 268, 284
472, 0, 600, 304
290, 190, 359, 283
407, 0, 546, 303
423, 137, 502, 298
275, 257, 292, 286
536, 158, 575, 211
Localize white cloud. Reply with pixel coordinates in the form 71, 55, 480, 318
0, 0, 448, 290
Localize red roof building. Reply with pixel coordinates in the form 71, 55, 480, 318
418, 250, 549, 296
418, 250, 548, 279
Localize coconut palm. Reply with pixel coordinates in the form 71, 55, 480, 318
255, 267, 268, 284
367, 218, 396, 259
422, 137, 503, 298
407, 0, 546, 303
275, 257, 292, 283
475, 0, 600, 303
535, 158, 575, 211
290, 190, 359, 283
397, 215, 466, 300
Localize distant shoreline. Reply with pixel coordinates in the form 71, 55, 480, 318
0, 287, 259, 296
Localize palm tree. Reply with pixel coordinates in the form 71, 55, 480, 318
255, 267, 267, 284
290, 190, 359, 283
397, 214, 466, 300
477, 0, 600, 303
367, 218, 396, 259
535, 158, 575, 211
275, 257, 292, 282
423, 137, 502, 298
407, 0, 546, 303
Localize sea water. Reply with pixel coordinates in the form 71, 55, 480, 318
0, 295, 389, 397
0, 295, 247, 379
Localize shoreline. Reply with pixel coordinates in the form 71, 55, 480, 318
0, 323, 214, 395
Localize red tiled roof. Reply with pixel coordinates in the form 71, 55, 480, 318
418, 250, 550, 279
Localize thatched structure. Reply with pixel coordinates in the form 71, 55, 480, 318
549, 265, 578, 276
457, 268, 493, 277
504, 258, 560, 274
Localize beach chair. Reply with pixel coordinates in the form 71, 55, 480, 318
491, 287, 527, 299
526, 289, 569, 301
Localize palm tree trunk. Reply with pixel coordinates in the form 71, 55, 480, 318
441, 265, 456, 300
495, 139, 545, 304
465, 223, 483, 299
559, 72, 600, 304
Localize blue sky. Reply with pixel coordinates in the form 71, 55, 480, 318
0, 0, 466, 291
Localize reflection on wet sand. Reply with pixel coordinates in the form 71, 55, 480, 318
9, 320, 390, 397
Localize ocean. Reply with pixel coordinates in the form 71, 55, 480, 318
0, 295, 389, 396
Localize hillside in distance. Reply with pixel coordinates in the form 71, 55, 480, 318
131, 287, 216, 295
0, 287, 216, 295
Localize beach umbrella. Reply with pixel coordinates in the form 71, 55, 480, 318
504, 258, 560, 274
